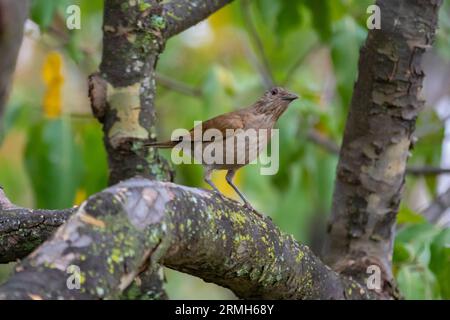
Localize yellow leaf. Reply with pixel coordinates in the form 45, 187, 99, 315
74, 188, 87, 206
207, 170, 243, 200
42, 51, 64, 118
208, 5, 232, 30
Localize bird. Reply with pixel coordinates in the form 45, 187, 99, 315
146, 86, 298, 213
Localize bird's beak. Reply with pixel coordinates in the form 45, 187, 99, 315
282, 92, 299, 101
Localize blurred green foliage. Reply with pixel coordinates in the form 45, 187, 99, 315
394, 222, 450, 299
0, 0, 449, 299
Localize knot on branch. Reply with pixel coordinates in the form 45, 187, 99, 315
88, 72, 107, 122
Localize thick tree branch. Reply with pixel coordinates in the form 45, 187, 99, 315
0, 0, 29, 118
88, 0, 234, 297
0, 179, 375, 300
162, 0, 233, 39
323, 0, 442, 296
0, 189, 75, 263
90, 0, 234, 184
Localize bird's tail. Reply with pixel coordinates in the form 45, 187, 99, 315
145, 140, 177, 149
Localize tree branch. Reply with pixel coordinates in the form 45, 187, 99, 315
240, 0, 275, 88
0, 178, 375, 300
0, 188, 75, 263
156, 73, 203, 97
405, 166, 450, 176
282, 43, 321, 86
0, 0, 29, 118
422, 187, 450, 226
86, 0, 235, 299
322, 0, 442, 296
307, 130, 340, 155
162, 0, 233, 39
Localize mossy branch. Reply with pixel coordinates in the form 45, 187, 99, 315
0, 178, 376, 300
162, 0, 233, 38
87, 0, 234, 300
0, 188, 75, 263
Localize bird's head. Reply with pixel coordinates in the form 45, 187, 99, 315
255, 86, 299, 119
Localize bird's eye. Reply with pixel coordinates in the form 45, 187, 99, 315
271, 88, 278, 95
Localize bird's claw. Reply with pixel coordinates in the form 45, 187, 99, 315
243, 202, 264, 218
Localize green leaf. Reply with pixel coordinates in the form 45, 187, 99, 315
75, 122, 108, 196
30, 0, 60, 29
393, 242, 414, 264
65, 32, 85, 63
395, 223, 441, 245
397, 265, 440, 299
430, 229, 450, 299
1, 102, 40, 140
330, 18, 367, 108
25, 118, 83, 208
397, 205, 426, 224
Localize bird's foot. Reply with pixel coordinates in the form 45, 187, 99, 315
212, 189, 226, 199
243, 202, 264, 218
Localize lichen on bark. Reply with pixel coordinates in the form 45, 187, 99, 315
0, 179, 374, 300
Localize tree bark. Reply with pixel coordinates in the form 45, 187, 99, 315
87, 0, 234, 299
0, 178, 374, 300
89, 0, 233, 185
0, 0, 29, 118
0, 188, 75, 263
0, 0, 445, 300
323, 0, 442, 296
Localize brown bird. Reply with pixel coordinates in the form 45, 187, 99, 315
147, 87, 298, 212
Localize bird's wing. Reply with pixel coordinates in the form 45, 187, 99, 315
186, 111, 245, 142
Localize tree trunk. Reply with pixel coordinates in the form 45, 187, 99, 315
323, 0, 442, 297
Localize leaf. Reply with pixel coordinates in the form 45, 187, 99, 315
1, 102, 40, 138
393, 242, 413, 264
395, 223, 441, 245
74, 188, 87, 206
397, 265, 440, 299
397, 205, 426, 224
30, 0, 60, 29
65, 33, 85, 63
429, 229, 450, 299
42, 52, 64, 118
330, 18, 367, 108
417, 244, 432, 266
75, 122, 108, 196
25, 119, 83, 209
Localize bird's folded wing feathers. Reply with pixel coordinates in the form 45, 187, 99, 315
186, 112, 245, 142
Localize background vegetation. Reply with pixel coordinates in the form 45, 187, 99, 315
0, 0, 449, 299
